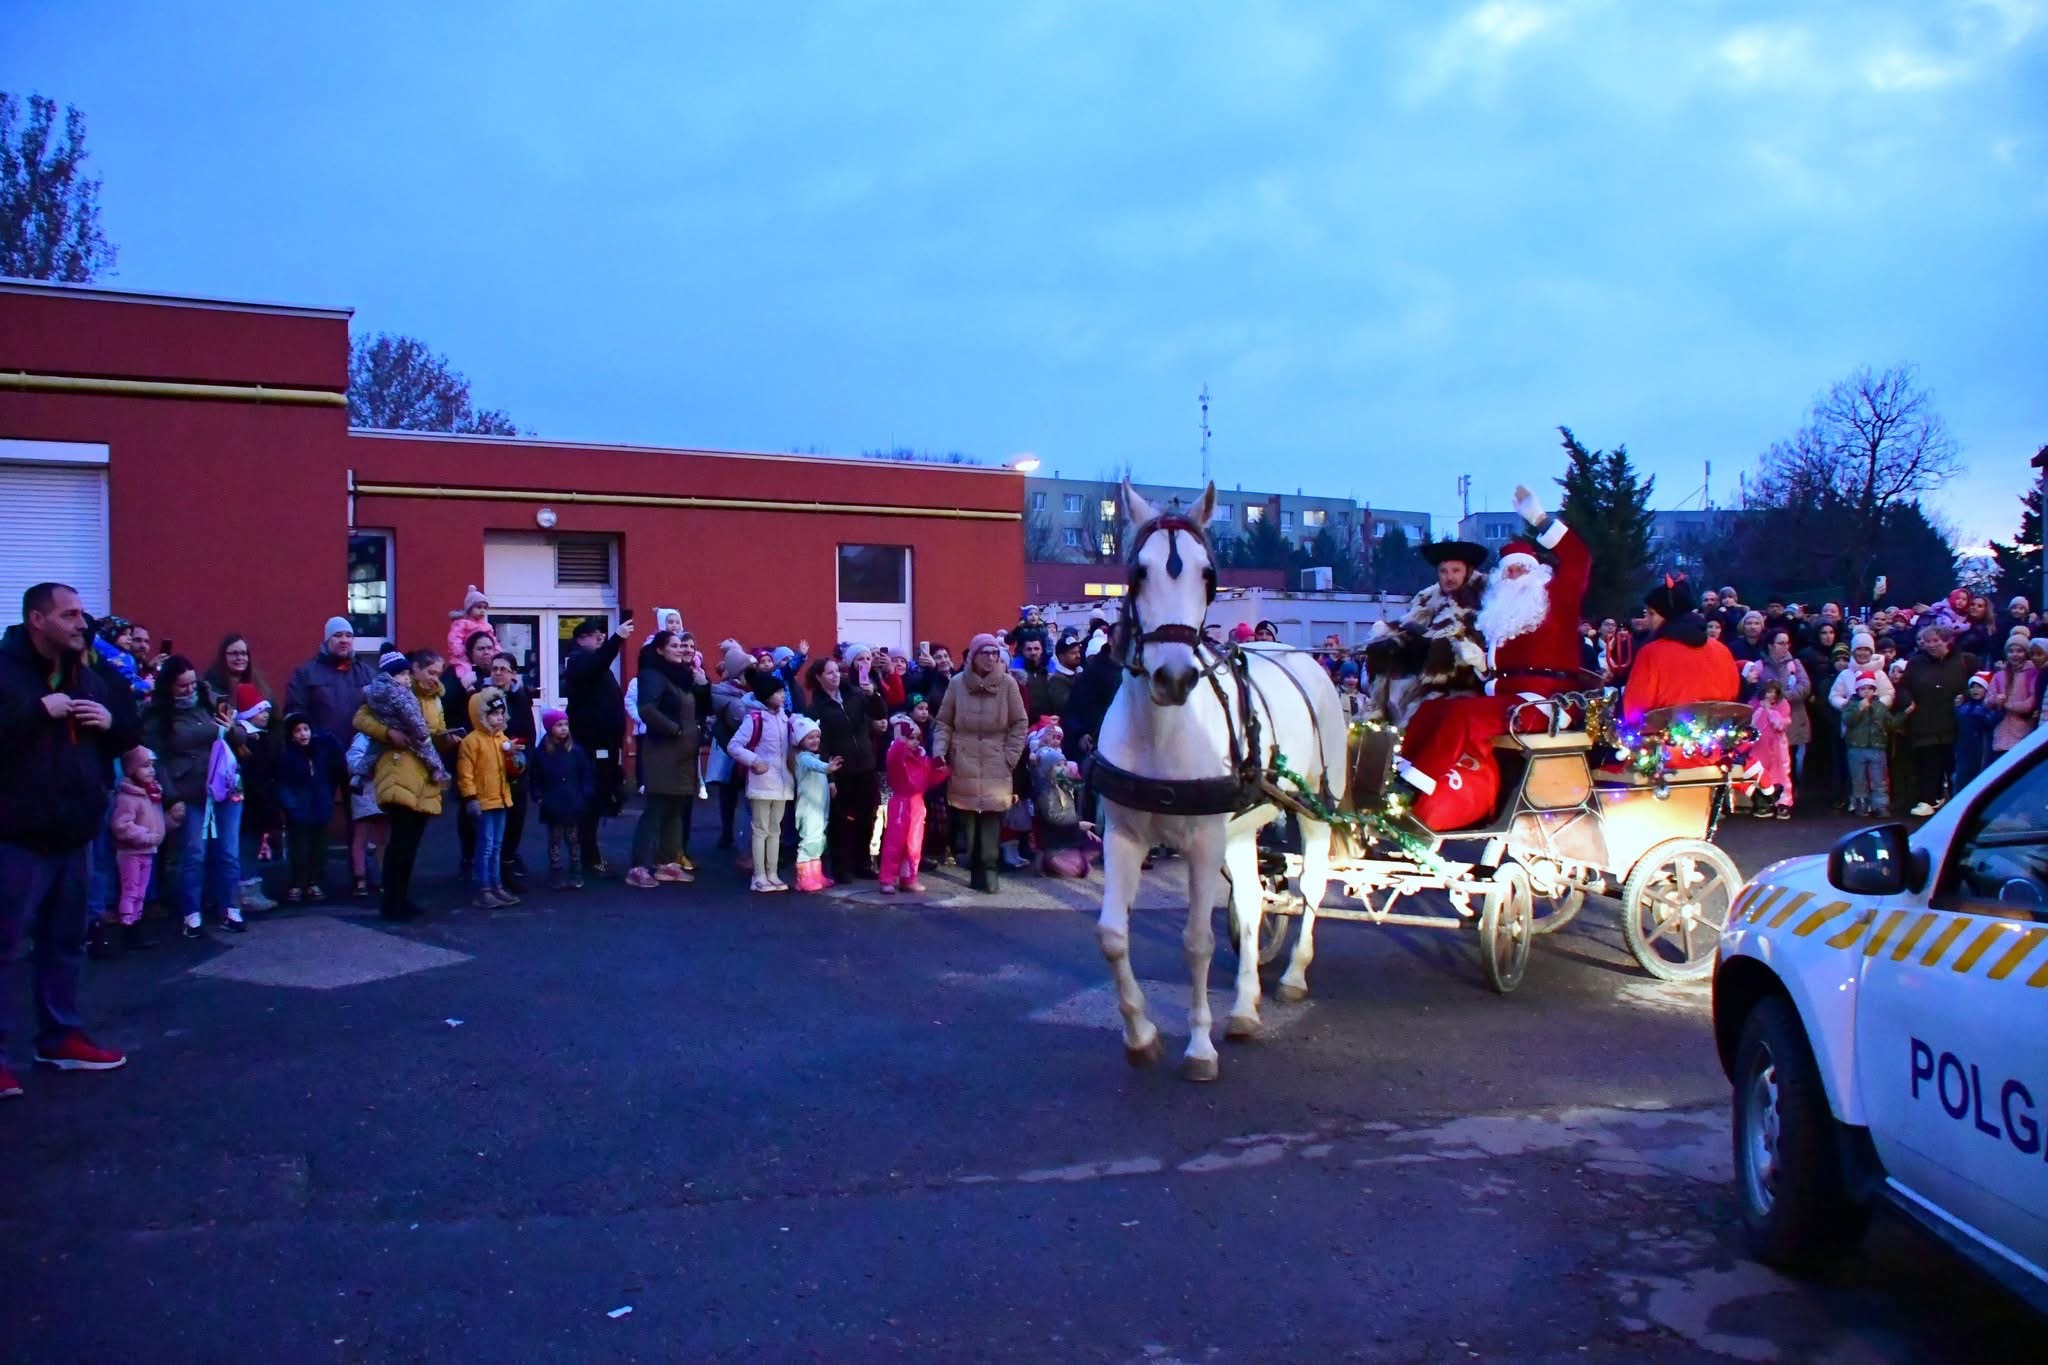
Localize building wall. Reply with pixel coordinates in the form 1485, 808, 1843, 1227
351, 433, 1021, 657
0, 281, 1023, 685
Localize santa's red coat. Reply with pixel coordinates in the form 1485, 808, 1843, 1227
1402, 519, 1591, 830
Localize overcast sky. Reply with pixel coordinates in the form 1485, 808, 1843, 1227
11, 1, 2045, 542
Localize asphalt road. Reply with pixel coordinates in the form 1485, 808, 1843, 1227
2, 807, 2035, 1363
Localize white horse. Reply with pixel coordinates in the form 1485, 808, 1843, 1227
1093, 481, 1349, 1082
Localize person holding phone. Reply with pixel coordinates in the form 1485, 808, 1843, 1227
802, 652, 885, 880
563, 615, 634, 875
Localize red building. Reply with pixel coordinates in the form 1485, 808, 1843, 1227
0, 279, 1024, 704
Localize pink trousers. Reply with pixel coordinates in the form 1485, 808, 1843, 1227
878, 795, 927, 886
116, 850, 155, 926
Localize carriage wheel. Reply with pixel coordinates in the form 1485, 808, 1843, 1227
1478, 862, 1535, 995
1257, 906, 1293, 966
1620, 839, 1740, 981
1531, 885, 1585, 935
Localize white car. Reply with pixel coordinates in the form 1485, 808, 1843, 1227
1714, 724, 2048, 1309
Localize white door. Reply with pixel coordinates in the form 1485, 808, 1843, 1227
1857, 751, 2048, 1271
484, 534, 619, 709
836, 544, 911, 655
0, 443, 112, 616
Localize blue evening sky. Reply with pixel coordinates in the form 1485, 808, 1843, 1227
10, 1, 2045, 544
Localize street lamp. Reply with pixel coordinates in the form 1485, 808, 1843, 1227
1010, 454, 1041, 473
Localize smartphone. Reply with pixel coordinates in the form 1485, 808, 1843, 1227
918, 640, 930, 656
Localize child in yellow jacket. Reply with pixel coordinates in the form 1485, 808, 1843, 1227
457, 687, 518, 908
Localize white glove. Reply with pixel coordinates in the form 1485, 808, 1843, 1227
1454, 638, 1486, 671
1513, 484, 1545, 525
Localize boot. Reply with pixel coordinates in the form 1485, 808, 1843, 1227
794, 860, 825, 893
122, 920, 156, 951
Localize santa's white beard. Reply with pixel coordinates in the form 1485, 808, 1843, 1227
1477, 564, 1553, 646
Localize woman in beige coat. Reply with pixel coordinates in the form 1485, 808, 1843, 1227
934, 632, 1029, 892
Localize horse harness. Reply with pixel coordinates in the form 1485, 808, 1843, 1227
1088, 510, 1328, 818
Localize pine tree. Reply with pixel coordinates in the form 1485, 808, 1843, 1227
1990, 451, 2046, 600
1554, 427, 1655, 622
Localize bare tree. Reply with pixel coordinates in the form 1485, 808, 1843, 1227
0, 93, 116, 282
1753, 364, 1961, 600
1023, 508, 1058, 562
349, 333, 520, 433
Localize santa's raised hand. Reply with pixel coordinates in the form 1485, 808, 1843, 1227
1512, 484, 1545, 525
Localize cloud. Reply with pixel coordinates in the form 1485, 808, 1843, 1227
1863, 46, 1972, 90
1401, 0, 1570, 102
1716, 23, 1820, 88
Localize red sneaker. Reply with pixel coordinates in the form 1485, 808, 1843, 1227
0, 1065, 21, 1098
34, 1033, 127, 1072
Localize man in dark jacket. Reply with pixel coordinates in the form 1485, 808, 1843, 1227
1896, 624, 1975, 816
284, 617, 377, 750
0, 583, 147, 1095
564, 615, 634, 872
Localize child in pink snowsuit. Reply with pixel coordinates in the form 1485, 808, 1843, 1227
109, 749, 181, 927
879, 714, 947, 894
446, 586, 495, 686
1750, 680, 1794, 817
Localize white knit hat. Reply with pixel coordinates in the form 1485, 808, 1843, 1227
1851, 631, 1875, 653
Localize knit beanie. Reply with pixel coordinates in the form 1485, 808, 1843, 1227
379, 649, 409, 675
721, 644, 751, 680
968, 632, 1003, 658
1850, 631, 1875, 653
463, 585, 488, 611
324, 616, 353, 646
541, 707, 568, 733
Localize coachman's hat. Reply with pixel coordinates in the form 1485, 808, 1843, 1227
1421, 540, 1487, 569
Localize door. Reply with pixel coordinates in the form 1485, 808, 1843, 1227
484, 533, 620, 709
0, 446, 111, 616
1857, 749, 2048, 1270
837, 544, 911, 655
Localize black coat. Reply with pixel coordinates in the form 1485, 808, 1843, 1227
1060, 648, 1123, 762
635, 658, 701, 798
284, 651, 377, 748
563, 634, 627, 751
1898, 649, 1974, 746
0, 624, 139, 851
806, 686, 884, 776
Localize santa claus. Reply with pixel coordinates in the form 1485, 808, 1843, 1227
1397, 484, 1592, 831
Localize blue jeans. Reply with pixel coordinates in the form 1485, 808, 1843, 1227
0, 841, 90, 1058
168, 803, 208, 924
205, 798, 244, 915
87, 813, 116, 924
474, 808, 506, 891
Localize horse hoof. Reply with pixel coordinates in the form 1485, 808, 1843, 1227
1181, 1054, 1220, 1083
1125, 1036, 1163, 1068
1224, 1014, 1262, 1041
1276, 982, 1309, 1004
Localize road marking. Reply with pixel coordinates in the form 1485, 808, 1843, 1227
187, 915, 472, 989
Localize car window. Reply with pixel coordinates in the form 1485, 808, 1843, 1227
1934, 752, 2048, 921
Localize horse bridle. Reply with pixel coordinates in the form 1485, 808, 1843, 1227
1120, 512, 1220, 680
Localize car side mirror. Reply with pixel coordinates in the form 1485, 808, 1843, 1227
1827, 823, 1928, 896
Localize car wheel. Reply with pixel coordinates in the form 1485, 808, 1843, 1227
1732, 995, 1870, 1268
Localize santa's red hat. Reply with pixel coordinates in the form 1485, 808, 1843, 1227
1496, 538, 1541, 574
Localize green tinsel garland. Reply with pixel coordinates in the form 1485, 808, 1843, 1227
1266, 750, 1454, 877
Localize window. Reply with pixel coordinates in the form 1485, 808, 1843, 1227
1244, 505, 1265, 525
1062, 527, 1083, 548
1211, 503, 1233, 523
1281, 510, 1295, 529
837, 544, 909, 603
1936, 756, 2048, 920
347, 530, 393, 645
1302, 508, 1326, 528
1030, 491, 1046, 511
1082, 582, 1129, 598
1063, 494, 1083, 514
1099, 499, 1117, 521
1099, 532, 1116, 557
554, 538, 613, 587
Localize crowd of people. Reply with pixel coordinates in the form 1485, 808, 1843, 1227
1575, 585, 2037, 818
6, 549, 2034, 1097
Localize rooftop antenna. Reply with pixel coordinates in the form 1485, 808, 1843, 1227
1457, 474, 1471, 520
1198, 383, 1212, 487
1704, 458, 1713, 511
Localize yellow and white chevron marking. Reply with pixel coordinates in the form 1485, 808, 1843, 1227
1739, 879, 2048, 989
